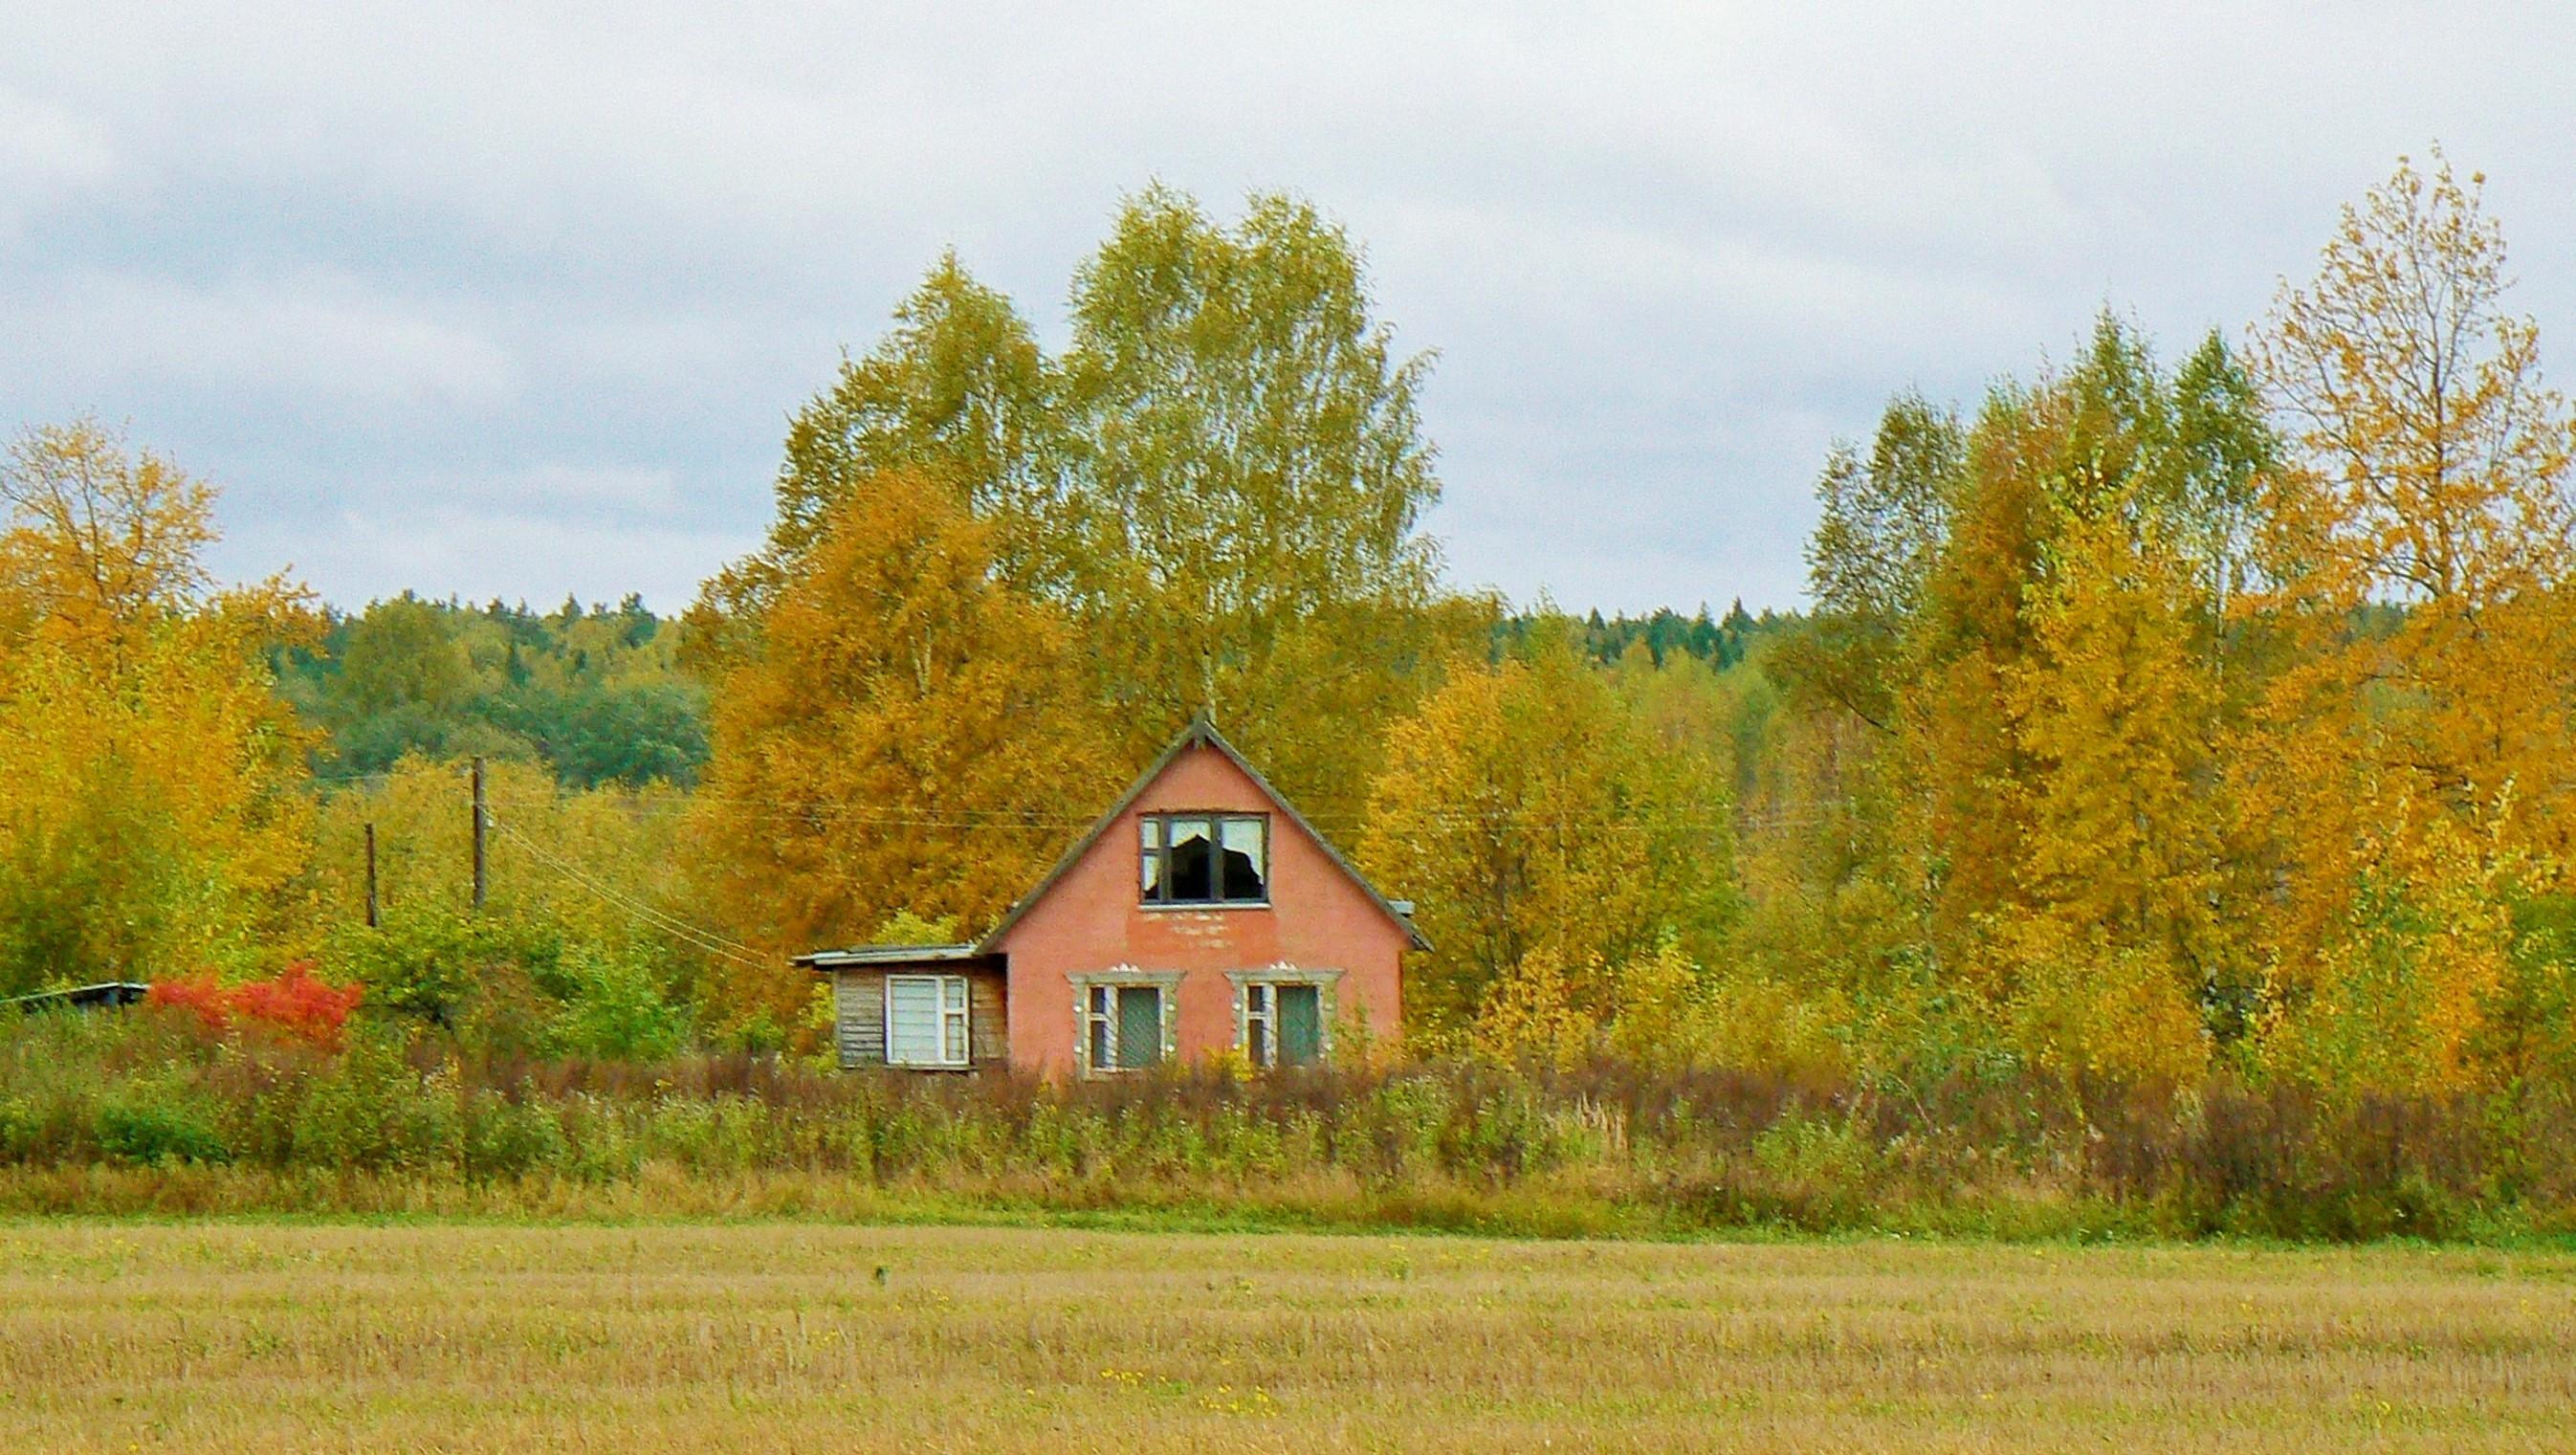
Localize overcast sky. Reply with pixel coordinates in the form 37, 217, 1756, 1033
3, 3, 2568, 616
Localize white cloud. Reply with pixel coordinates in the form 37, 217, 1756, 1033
387, 462, 685, 517
219, 503, 756, 617
10, 272, 520, 411
0, 85, 118, 236
3, 0, 2572, 613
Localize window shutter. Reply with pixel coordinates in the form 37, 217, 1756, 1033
1277, 983, 1323, 1066
1115, 985, 1163, 1069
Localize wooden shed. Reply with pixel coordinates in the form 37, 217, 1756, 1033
801, 944, 1008, 1071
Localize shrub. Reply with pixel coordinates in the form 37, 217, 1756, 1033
0, 1097, 34, 1160
1744, 1112, 1880, 1227
94, 1092, 230, 1166
287, 1037, 458, 1173
147, 961, 363, 1047
462, 1090, 569, 1181
544, 946, 692, 1061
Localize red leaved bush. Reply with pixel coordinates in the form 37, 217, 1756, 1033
148, 961, 363, 1047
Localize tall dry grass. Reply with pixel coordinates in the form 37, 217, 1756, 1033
8, 1006, 2576, 1240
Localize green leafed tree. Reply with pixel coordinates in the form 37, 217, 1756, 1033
691, 253, 1062, 671
1788, 393, 1963, 730
699, 186, 1476, 828
1054, 186, 1465, 818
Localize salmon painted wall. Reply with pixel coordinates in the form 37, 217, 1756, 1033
991, 742, 1409, 1076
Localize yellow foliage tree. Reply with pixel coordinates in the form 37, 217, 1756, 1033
2257, 788, 2521, 1095
0, 419, 219, 650
693, 471, 1121, 1025
1357, 623, 1736, 1046
1999, 485, 2229, 1076
1466, 947, 1596, 1068
1904, 386, 2057, 980
1994, 917, 2212, 1088
0, 422, 313, 991
2244, 150, 2576, 1069
2235, 153, 2576, 1081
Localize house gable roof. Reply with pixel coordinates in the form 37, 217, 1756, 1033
977, 715, 1430, 953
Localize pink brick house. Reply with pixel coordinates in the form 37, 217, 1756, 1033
795, 717, 1424, 1076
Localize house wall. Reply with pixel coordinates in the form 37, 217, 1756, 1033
828, 965, 1007, 1069
991, 742, 1409, 1077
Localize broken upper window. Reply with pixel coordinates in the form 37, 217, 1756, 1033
1140, 813, 1267, 905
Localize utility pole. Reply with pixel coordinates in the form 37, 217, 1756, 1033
364, 822, 380, 929
471, 756, 488, 912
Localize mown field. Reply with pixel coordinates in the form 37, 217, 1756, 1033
2, 1223, 2573, 1452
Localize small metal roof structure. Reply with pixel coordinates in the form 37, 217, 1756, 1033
795, 943, 997, 969
796, 715, 1429, 972
4, 981, 152, 1013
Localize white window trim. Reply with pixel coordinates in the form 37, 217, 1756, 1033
884, 973, 972, 1069
1068, 968, 1182, 1077
1226, 966, 1343, 1069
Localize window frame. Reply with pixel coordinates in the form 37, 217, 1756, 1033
1069, 969, 1183, 1077
1228, 967, 1342, 1069
883, 973, 972, 1069
1243, 981, 1275, 1069
1138, 812, 1271, 908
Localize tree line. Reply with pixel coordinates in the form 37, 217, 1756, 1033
4, 151, 2572, 1102
274, 592, 706, 790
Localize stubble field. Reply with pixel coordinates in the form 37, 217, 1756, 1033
2, 1221, 2572, 1453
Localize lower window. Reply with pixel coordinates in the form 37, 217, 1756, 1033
1242, 981, 1323, 1068
886, 974, 970, 1068
1084, 983, 1167, 1071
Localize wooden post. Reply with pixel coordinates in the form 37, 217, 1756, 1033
471, 756, 487, 912
364, 822, 380, 929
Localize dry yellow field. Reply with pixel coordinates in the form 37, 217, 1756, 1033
2, 1222, 2573, 1453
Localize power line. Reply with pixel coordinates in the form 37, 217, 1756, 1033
484, 816, 773, 970
486, 790, 1093, 829
496, 824, 767, 970
552, 799, 1751, 834
494, 786, 1800, 836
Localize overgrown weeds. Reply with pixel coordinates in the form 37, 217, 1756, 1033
2, 1006, 2571, 1240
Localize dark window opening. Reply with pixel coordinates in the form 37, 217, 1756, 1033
1169, 818, 1213, 900
1140, 813, 1267, 905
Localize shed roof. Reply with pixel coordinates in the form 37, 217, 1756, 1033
792, 943, 999, 970
4, 981, 151, 1013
